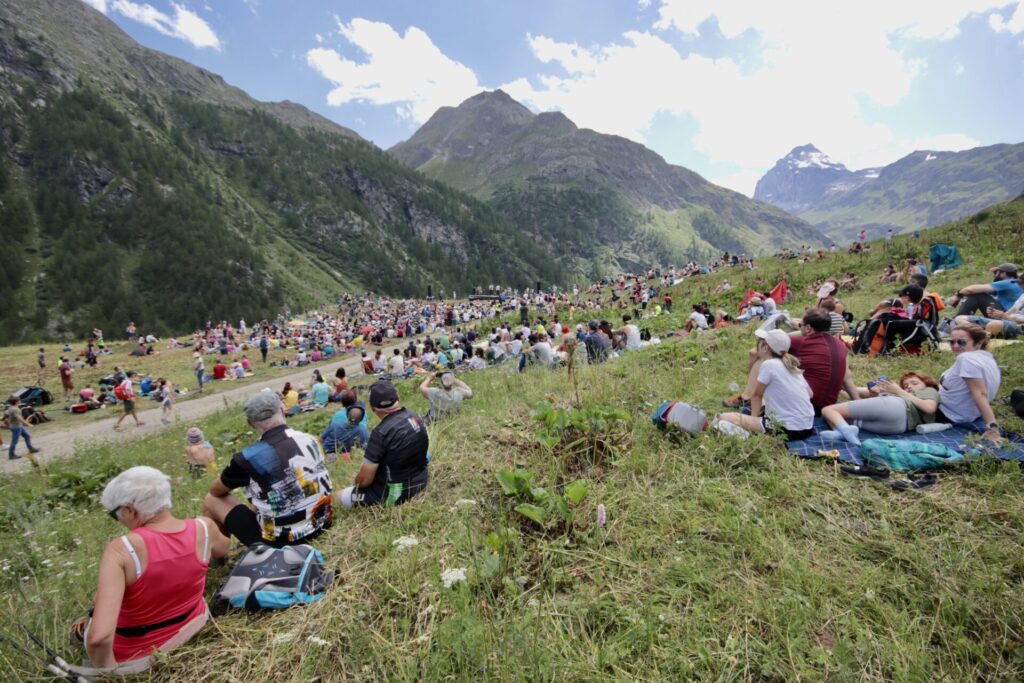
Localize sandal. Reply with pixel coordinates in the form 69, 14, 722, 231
840, 464, 890, 480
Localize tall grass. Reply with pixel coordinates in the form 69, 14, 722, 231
0, 200, 1023, 680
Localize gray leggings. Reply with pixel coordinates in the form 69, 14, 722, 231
847, 396, 908, 433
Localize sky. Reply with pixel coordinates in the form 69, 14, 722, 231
80, 0, 1024, 196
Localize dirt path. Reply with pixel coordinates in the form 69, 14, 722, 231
1, 347, 396, 473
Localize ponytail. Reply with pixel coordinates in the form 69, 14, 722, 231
780, 351, 802, 374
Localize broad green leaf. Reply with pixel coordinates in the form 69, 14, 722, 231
564, 479, 591, 505
515, 503, 547, 525
529, 486, 549, 502
554, 496, 573, 523
481, 553, 501, 578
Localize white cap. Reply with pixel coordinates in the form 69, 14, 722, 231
755, 328, 791, 354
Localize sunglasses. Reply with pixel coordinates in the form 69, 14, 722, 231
108, 506, 122, 521
951, 338, 970, 347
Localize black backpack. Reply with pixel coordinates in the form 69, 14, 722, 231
1011, 389, 1024, 419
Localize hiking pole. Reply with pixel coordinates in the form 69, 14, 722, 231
0, 629, 86, 682
18, 624, 90, 682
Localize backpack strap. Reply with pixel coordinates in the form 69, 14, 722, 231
121, 535, 142, 579
195, 518, 210, 563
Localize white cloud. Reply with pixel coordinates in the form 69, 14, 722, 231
314, 33, 324, 44
110, 1, 221, 50
504, 1, 1013, 194
955, 62, 966, 74
81, 0, 108, 12
307, 18, 482, 123
989, 1, 1024, 33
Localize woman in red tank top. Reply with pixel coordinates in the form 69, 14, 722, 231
79, 466, 230, 672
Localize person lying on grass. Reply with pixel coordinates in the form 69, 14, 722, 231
72, 466, 230, 673
718, 329, 815, 441
820, 372, 940, 445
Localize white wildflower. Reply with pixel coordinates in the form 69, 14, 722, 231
526, 598, 539, 608
420, 604, 435, 616
414, 635, 430, 645
454, 499, 477, 507
272, 632, 297, 644
441, 567, 467, 588
393, 535, 419, 551
307, 636, 330, 647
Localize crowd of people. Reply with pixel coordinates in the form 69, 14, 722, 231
11, 240, 1024, 676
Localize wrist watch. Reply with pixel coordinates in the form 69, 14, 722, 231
987, 422, 999, 430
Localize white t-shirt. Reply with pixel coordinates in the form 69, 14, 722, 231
532, 341, 554, 366
689, 311, 709, 330
509, 339, 523, 356
388, 355, 405, 375
756, 358, 814, 430
763, 298, 778, 316
623, 324, 641, 350
939, 350, 1001, 423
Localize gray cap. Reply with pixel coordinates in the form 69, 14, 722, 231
244, 391, 283, 422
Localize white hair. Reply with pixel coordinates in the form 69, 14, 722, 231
100, 466, 172, 520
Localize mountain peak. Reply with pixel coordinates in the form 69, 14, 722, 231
781, 144, 847, 172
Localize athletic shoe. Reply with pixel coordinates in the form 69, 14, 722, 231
721, 394, 749, 409
8, 454, 22, 460
29, 447, 40, 453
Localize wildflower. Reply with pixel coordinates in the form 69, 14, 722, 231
393, 535, 419, 551
307, 636, 330, 647
441, 567, 467, 588
272, 632, 296, 644
414, 635, 430, 645
597, 504, 606, 528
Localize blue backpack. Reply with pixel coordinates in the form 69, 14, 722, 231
859, 438, 964, 472
213, 544, 334, 613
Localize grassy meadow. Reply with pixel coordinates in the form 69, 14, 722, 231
0, 337, 357, 436
0, 199, 1023, 681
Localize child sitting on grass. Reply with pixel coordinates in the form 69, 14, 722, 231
182, 427, 216, 478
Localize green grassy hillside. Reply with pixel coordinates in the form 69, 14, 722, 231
0, 199, 1023, 680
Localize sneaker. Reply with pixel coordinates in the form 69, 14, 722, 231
29, 447, 40, 454
161, 419, 171, 425
8, 454, 22, 460
721, 394, 749, 409
715, 420, 750, 439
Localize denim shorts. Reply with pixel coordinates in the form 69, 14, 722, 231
965, 315, 1020, 339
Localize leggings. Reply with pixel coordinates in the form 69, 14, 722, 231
846, 396, 908, 434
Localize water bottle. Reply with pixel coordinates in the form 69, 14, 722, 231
916, 423, 952, 434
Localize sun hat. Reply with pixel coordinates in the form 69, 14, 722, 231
754, 328, 791, 354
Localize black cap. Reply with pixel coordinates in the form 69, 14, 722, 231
895, 285, 924, 303
369, 381, 399, 409
588, 321, 598, 330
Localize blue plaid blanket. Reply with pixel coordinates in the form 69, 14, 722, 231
786, 417, 1024, 465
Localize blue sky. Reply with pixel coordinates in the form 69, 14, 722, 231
81, 0, 1024, 195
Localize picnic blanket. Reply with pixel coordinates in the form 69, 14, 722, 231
786, 417, 1024, 465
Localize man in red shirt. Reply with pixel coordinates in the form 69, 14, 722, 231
212, 361, 228, 380
728, 308, 857, 415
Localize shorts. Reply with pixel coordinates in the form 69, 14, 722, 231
123, 399, 135, 413
963, 315, 1020, 339
224, 504, 323, 548
339, 471, 428, 508
761, 416, 814, 441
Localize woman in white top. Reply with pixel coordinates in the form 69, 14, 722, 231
719, 329, 815, 440
936, 323, 1002, 444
